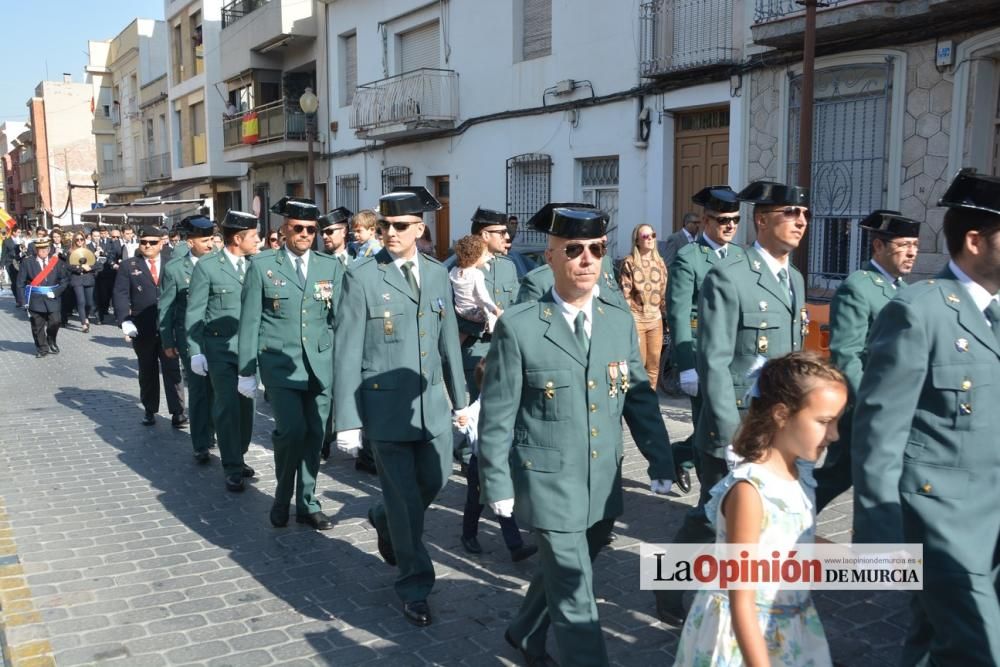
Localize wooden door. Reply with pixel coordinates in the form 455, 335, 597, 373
673, 107, 730, 231
433, 176, 449, 260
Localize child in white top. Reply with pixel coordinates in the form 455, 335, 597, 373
674, 352, 848, 667
449, 235, 502, 342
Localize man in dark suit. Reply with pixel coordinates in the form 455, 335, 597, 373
2, 228, 24, 307
662, 212, 700, 267
113, 226, 185, 426
16, 238, 68, 358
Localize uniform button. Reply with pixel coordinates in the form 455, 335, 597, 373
421, 351, 427, 357
524, 460, 532, 469
736, 399, 742, 407
591, 450, 598, 459
302, 309, 307, 314
921, 483, 932, 493
302, 336, 307, 341
961, 379, 972, 391
373, 383, 379, 389
302, 323, 307, 327
587, 380, 596, 389
420, 331, 426, 337
590, 404, 597, 413
591, 427, 598, 437
418, 311, 424, 318
545, 381, 554, 389
709, 431, 716, 437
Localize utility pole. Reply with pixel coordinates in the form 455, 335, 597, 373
794, 0, 824, 279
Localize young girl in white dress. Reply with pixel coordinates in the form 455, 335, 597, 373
674, 352, 848, 667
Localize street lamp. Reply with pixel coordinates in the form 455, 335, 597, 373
68, 172, 102, 229
299, 87, 319, 202
91, 170, 99, 204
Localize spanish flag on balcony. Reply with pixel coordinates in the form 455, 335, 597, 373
242, 112, 259, 145
0, 208, 14, 234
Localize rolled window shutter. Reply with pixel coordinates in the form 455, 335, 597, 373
522, 0, 551, 60
399, 22, 440, 73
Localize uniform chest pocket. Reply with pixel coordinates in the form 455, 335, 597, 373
524, 369, 573, 422
210, 286, 239, 311
369, 305, 403, 343
740, 312, 780, 355
930, 364, 991, 432
265, 291, 289, 318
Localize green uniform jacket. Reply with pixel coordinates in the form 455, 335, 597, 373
158, 254, 197, 355
186, 250, 245, 365
516, 255, 627, 309
852, 268, 1000, 560
238, 249, 344, 390
333, 249, 467, 441
695, 246, 806, 456
666, 239, 745, 373
829, 261, 899, 397
457, 254, 520, 370
478, 290, 674, 532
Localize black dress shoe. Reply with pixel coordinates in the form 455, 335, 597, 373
171, 413, 188, 429
675, 465, 693, 494
460, 535, 483, 555
270, 504, 289, 528
604, 532, 617, 546
504, 630, 558, 666
225, 474, 245, 492
402, 600, 432, 627
141, 412, 156, 426
510, 544, 539, 562
355, 457, 377, 475
296, 511, 332, 530
321, 440, 331, 461
194, 451, 210, 464
35, 350, 48, 359
241, 464, 255, 478
48, 342, 59, 354
368, 508, 396, 566
654, 591, 687, 626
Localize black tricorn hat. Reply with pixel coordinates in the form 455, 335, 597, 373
470, 207, 508, 231
221, 210, 258, 231
270, 196, 321, 221
382, 186, 442, 217
527, 202, 595, 234
180, 214, 216, 238
692, 186, 740, 213
529, 204, 609, 240
859, 210, 921, 238
737, 181, 809, 207
319, 207, 352, 229
938, 168, 1000, 216
137, 225, 162, 238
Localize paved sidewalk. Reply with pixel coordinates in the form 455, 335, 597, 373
0, 296, 907, 666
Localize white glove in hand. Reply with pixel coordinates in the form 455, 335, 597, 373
650, 479, 673, 495
490, 498, 515, 518
679, 369, 699, 397
121, 320, 138, 338
335, 429, 362, 457
46, 292, 55, 299
236, 375, 258, 398
190, 354, 208, 376
724, 444, 744, 471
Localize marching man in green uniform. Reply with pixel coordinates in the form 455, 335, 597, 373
187, 210, 260, 492
852, 169, 1000, 666
238, 197, 344, 530
660, 181, 809, 624
815, 209, 920, 510
478, 205, 675, 667
159, 215, 217, 463
333, 187, 467, 627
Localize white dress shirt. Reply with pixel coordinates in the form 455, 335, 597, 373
388, 249, 421, 288
551, 285, 597, 338
950, 260, 999, 324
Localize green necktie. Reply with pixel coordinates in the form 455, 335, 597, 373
237, 257, 246, 281
986, 300, 1000, 347
402, 261, 420, 299
717, 246, 727, 260
574, 311, 589, 354
295, 257, 306, 287
777, 267, 792, 307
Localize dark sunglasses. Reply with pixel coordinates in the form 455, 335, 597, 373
482, 227, 509, 236
377, 220, 419, 233
767, 206, 809, 219
268, 236, 279, 242
321, 227, 345, 236
563, 242, 607, 260
290, 224, 316, 235
707, 213, 741, 226
138, 239, 159, 246
639, 232, 656, 240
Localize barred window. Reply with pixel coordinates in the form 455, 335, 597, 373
336, 173, 360, 212
580, 157, 620, 257
381, 166, 411, 194
506, 153, 552, 247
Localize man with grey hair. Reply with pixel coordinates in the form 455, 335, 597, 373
663, 212, 700, 266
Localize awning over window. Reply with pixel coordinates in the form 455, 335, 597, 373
80, 200, 205, 226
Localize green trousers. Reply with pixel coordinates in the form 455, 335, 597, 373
508, 517, 615, 667
268, 382, 328, 515
180, 357, 215, 453
369, 430, 452, 603
207, 359, 255, 477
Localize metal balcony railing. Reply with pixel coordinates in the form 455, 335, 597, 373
350, 68, 459, 134
141, 152, 171, 182
221, 0, 271, 29
640, 0, 738, 76
223, 98, 313, 148
100, 166, 128, 190
754, 0, 854, 23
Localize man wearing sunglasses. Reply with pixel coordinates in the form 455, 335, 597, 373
187, 210, 260, 492
333, 187, 467, 628
478, 204, 675, 666
318, 207, 352, 266
814, 210, 920, 512
113, 225, 186, 427
237, 197, 345, 531
663, 212, 701, 267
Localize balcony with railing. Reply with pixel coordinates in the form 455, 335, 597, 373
220, 0, 315, 69
141, 152, 171, 183
222, 0, 270, 29
351, 69, 459, 141
222, 98, 313, 163
640, 0, 738, 78
751, 0, 992, 50
100, 166, 127, 190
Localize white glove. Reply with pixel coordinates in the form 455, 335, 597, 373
650, 479, 673, 495
335, 429, 362, 457
724, 444, 744, 471
121, 320, 138, 338
237, 375, 257, 398
46, 291, 55, 299
190, 354, 208, 376
679, 369, 699, 397
490, 498, 515, 518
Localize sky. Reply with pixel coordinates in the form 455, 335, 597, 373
0, 0, 166, 121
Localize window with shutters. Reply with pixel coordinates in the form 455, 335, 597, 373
518, 0, 551, 62
398, 21, 440, 74
341, 32, 357, 107
336, 174, 360, 212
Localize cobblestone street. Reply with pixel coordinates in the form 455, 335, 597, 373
0, 295, 908, 666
